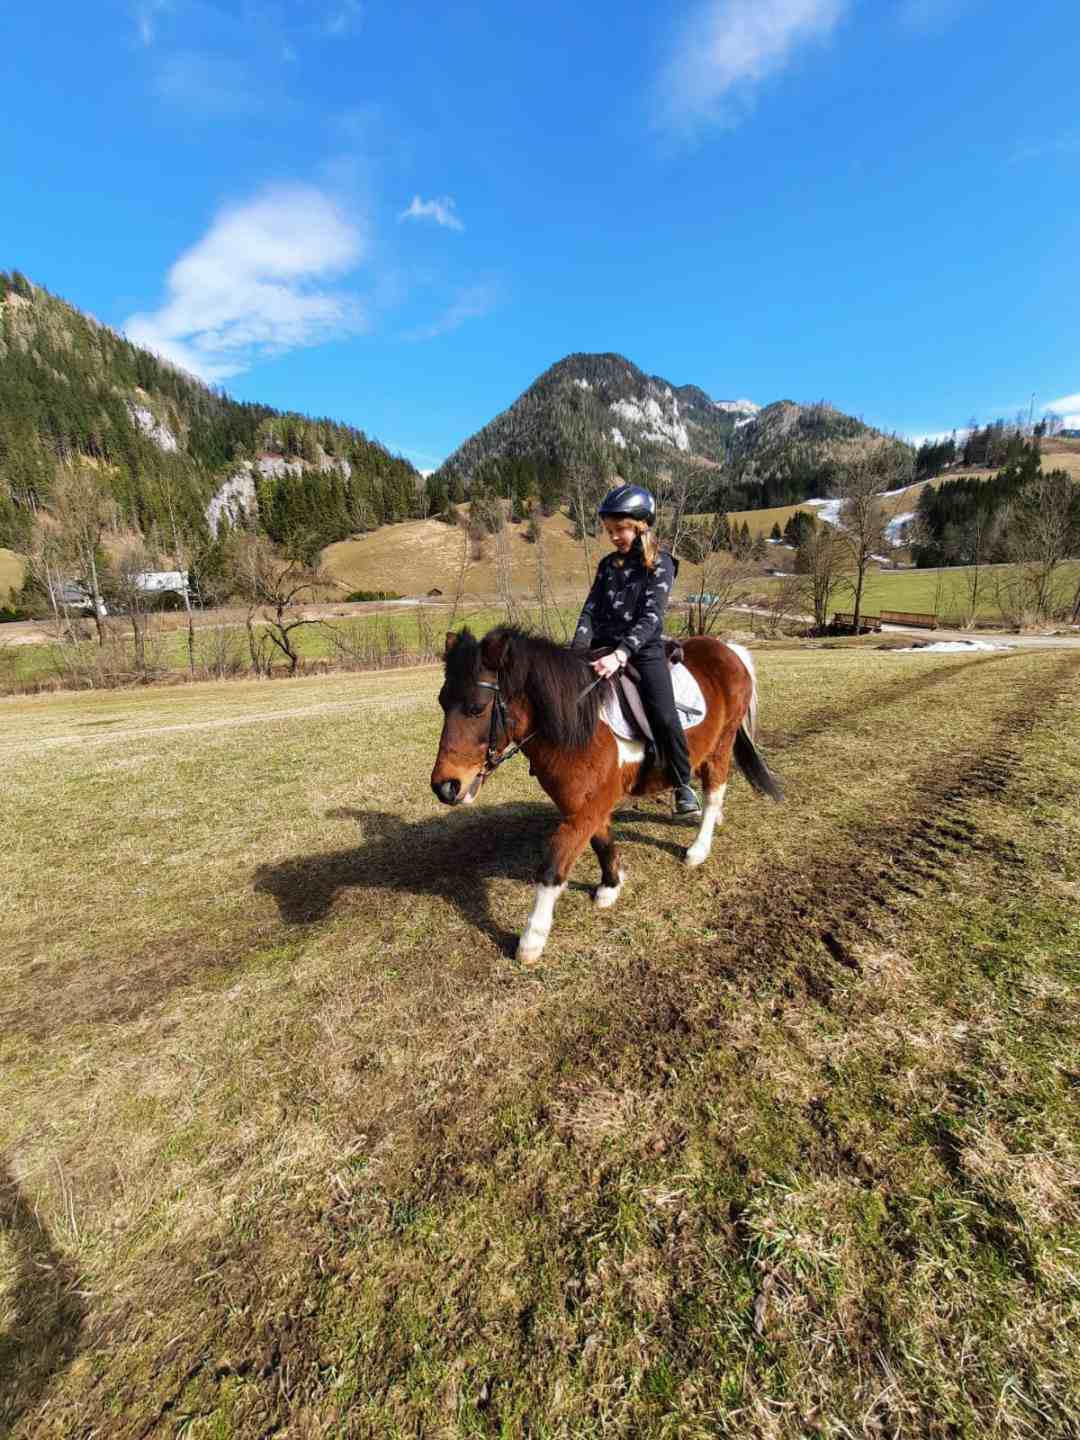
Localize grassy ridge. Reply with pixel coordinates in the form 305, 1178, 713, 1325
3, 649, 1079, 1436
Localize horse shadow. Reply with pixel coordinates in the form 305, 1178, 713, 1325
0, 1164, 87, 1432
255, 802, 688, 956
256, 803, 561, 957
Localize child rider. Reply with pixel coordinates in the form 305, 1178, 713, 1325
571, 482, 701, 817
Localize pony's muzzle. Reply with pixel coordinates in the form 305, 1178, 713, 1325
432, 777, 461, 805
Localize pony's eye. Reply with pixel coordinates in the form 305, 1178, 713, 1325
464, 703, 485, 718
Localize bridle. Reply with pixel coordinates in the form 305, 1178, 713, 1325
474, 678, 536, 776
474, 668, 608, 778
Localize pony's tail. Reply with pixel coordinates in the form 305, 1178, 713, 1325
734, 726, 784, 802
725, 641, 783, 802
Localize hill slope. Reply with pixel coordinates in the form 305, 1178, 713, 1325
0, 270, 418, 557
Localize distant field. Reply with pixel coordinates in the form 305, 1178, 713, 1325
764, 560, 1080, 623
0, 547, 25, 603
4, 649, 1079, 1436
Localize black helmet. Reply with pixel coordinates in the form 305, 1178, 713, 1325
597, 483, 656, 526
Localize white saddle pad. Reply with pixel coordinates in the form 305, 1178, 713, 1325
599, 662, 706, 743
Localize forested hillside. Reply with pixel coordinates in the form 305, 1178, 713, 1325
0, 271, 418, 558
432, 352, 904, 519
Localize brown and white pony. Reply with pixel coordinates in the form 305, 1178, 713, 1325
431, 626, 782, 962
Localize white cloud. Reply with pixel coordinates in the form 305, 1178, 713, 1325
322, 1, 364, 36
655, 0, 847, 133
133, 0, 171, 46
125, 185, 367, 382
399, 195, 465, 232
1045, 391, 1080, 415
403, 284, 496, 342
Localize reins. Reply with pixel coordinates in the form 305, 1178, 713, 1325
475, 670, 607, 778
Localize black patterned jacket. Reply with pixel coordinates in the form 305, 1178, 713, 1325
571, 543, 677, 656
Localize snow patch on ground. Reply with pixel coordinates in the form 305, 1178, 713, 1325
128, 403, 178, 453
896, 640, 1014, 654
610, 427, 628, 450
573, 378, 592, 390
734, 415, 755, 430
805, 497, 843, 525
885, 510, 916, 543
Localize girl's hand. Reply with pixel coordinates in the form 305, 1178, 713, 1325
591, 650, 626, 679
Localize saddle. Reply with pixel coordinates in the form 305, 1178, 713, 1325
585, 640, 706, 745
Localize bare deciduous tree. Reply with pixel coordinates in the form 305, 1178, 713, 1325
1002, 468, 1079, 623
798, 527, 850, 630
833, 440, 913, 633
53, 465, 115, 646
682, 516, 759, 635
228, 534, 325, 676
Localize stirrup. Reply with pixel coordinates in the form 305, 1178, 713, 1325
674, 785, 702, 817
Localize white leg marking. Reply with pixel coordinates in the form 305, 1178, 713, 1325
684, 784, 727, 868
517, 883, 566, 962
594, 867, 627, 910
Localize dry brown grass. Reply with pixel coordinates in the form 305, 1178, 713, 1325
0, 548, 25, 605
3, 648, 1080, 1436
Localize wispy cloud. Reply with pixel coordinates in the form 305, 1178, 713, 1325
1045, 392, 1080, 426
655, 0, 848, 134
125, 185, 367, 381
403, 283, 496, 342
133, 0, 172, 46
399, 195, 465, 232
897, 0, 972, 31
321, 0, 363, 36
1011, 133, 1080, 164
151, 50, 263, 115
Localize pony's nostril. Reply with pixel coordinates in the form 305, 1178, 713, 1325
432, 778, 461, 804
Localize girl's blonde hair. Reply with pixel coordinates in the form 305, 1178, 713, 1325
629, 518, 661, 571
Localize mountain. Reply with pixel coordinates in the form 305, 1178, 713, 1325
435, 352, 898, 514
0, 270, 418, 558
436, 352, 758, 485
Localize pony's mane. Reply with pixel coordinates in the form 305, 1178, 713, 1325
445, 626, 601, 750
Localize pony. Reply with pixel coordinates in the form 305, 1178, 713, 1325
430, 626, 782, 963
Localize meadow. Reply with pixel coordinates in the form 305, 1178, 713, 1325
3, 645, 1079, 1437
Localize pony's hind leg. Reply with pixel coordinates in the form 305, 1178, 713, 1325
591, 825, 626, 909
685, 753, 731, 869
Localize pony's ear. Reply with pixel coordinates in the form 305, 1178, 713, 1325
444, 630, 459, 658
481, 629, 512, 671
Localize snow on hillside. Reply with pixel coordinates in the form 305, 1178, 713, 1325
713, 399, 759, 416
885, 511, 916, 542
609, 389, 690, 451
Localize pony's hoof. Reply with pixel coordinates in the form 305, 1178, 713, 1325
516, 939, 545, 964
593, 869, 626, 909
684, 845, 707, 868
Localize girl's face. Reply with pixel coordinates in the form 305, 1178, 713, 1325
603, 518, 638, 554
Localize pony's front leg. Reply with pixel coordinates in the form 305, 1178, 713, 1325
591, 825, 626, 909
517, 817, 594, 964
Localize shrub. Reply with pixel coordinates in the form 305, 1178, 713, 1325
344, 589, 403, 602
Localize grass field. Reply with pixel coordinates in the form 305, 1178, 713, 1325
0, 548, 25, 605
4, 647, 1080, 1437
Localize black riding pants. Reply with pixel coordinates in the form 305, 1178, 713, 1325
630, 643, 691, 788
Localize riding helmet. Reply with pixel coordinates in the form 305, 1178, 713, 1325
597, 483, 657, 526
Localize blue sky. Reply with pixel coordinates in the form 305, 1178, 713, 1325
4, 0, 1079, 467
